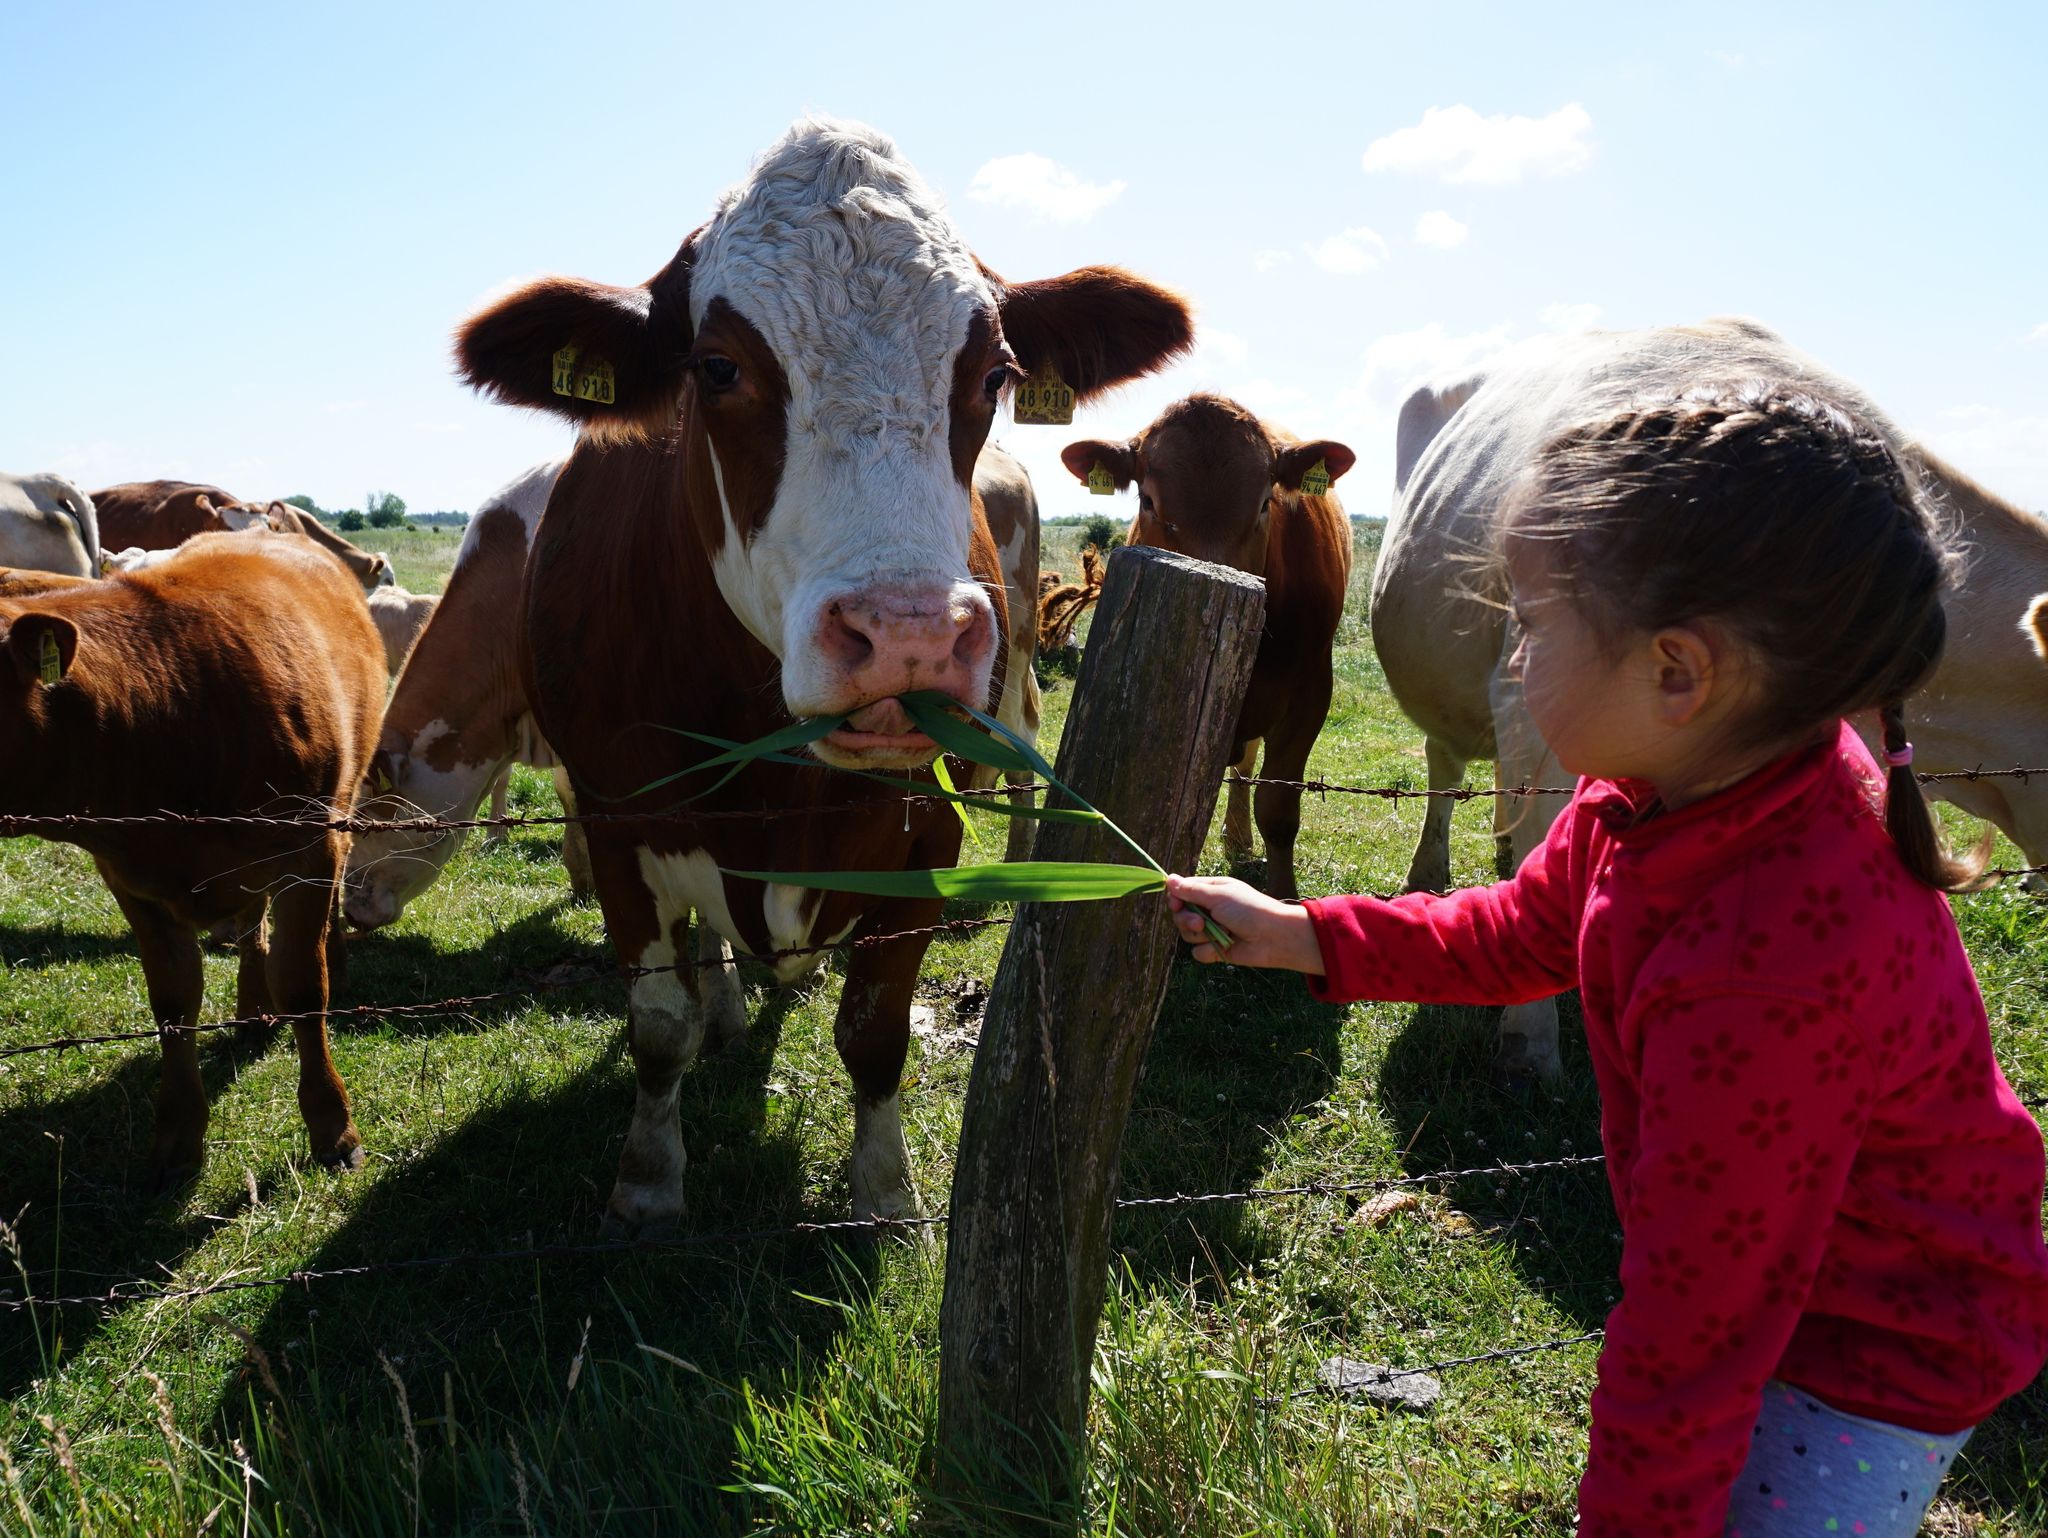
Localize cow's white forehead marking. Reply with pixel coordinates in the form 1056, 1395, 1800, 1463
689, 117, 996, 453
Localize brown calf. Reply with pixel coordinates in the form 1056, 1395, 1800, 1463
0, 536, 385, 1188
1063, 394, 1355, 897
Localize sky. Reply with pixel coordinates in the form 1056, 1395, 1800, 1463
5, 1, 2044, 522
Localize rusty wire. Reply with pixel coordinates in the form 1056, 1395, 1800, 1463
0, 1152, 1604, 1314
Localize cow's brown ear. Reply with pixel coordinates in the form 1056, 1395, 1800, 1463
1059, 440, 1136, 489
455, 237, 697, 444
2026, 594, 2048, 663
992, 265, 1194, 402
1273, 440, 1358, 493
4, 613, 79, 686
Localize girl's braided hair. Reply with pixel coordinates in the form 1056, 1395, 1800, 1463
1508, 380, 1982, 889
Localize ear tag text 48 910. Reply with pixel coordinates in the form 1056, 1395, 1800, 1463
1299, 458, 1332, 498
1014, 363, 1076, 426
551, 346, 616, 405
38, 631, 62, 686
1086, 462, 1116, 496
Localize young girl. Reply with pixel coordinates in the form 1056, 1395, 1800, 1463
1168, 386, 2048, 1538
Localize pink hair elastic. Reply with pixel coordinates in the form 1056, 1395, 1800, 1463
1884, 743, 1914, 767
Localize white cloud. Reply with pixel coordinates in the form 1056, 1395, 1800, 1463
2029, 322, 2048, 345
1203, 328, 1251, 366
1413, 210, 1470, 249
1252, 247, 1292, 272
1357, 321, 1518, 393
1710, 49, 1746, 67
967, 153, 1126, 222
1362, 103, 1595, 185
1308, 225, 1391, 275
1538, 302, 1603, 332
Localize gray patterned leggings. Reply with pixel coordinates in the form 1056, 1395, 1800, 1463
1724, 1382, 1974, 1536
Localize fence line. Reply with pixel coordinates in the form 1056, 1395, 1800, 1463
4, 763, 2045, 839
0, 916, 1013, 1062
0, 1154, 1605, 1315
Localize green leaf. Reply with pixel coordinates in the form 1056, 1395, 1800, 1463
721, 862, 1165, 902
901, 690, 1060, 783
929, 753, 983, 852
896, 694, 1035, 777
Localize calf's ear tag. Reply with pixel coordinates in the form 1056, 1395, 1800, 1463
1298, 458, 1332, 498
38, 630, 63, 685
551, 345, 579, 398
1086, 462, 1116, 495
1013, 363, 1076, 426
573, 357, 616, 405
372, 764, 394, 794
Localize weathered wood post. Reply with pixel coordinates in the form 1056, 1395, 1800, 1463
936, 545, 1265, 1524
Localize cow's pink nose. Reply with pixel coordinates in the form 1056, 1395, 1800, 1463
816, 585, 995, 700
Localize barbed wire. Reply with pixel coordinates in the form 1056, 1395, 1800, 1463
0, 915, 1012, 1062
0, 1152, 1602, 1314
5, 765, 2043, 838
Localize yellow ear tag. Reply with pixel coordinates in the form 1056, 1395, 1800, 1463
37, 630, 62, 686
1086, 462, 1116, 496
573, 358, 616, 405
1298, 458, 1332, 498
372, 765, 394, 795
551, 345, 580, 398
1013, 363, 1076, 426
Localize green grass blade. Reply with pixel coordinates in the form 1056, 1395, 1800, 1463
721, 862, 1164, 902
928, 754, 984, 853
901, 690, 1059, 783
896, 693, 1036, 777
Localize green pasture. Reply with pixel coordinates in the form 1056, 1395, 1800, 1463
1, 524, 2042, 1536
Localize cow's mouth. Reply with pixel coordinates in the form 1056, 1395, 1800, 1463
814, 697, 939, 762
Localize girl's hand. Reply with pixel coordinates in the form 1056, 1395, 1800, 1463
1165, 875, 1326, 974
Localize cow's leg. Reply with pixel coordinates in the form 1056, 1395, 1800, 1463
480, 765, 512, 848
591, 845, 708, 1239
836, 896, 937, 1223
1255, 680, 1332, 902
553, 768, 596, 900
232, 899, 273, 1048
1405, 737, 1468, 894
266, 848, 362, 1168
109, 884, 208, 1191
1491, 667, 1571, 1085
1222, 741, 1260, 866
696, 922, 748, 1054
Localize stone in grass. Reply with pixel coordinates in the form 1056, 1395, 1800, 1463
1316, 1356, 1443, 1412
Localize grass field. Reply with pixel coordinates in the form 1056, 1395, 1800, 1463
2, 523, 2044, 1537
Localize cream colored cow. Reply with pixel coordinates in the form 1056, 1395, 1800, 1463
1377, 317, 2048, 1082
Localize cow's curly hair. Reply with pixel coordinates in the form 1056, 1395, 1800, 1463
1506, 381, 1983, 890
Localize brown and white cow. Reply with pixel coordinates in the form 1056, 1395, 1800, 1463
454, 118, 1191, 1235
92, 482, 391, 591
343, 461, 594, 928
1377, 316, 2048, 1082
0, 472, 100, 577
1062, 394, 1354, 898
0, 536, 384, 1187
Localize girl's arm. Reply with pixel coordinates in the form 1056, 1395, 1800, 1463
1575, 985, 1875, 1538
1171, 792, 1589, 1004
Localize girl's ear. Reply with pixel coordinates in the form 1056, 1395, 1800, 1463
1650, 625, 1720, 724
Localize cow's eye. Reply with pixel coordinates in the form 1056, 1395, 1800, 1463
1138, 493, 1154, 514
982, 363, 1015, 400
697, 356, 740, 392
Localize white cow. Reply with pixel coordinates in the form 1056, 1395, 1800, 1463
1, 473, 99, 577
1376, 317, 2048, 1082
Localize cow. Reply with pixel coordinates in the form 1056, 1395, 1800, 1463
343, 461, 594, 929
0, 535, 385, 1188
366, 586, 438, 674
1061, 394, 1355, 899
1375, 316, 2048, 1083
90, 482, 391, 591
0, 473, 100, 577
452, 117, 1192, 1235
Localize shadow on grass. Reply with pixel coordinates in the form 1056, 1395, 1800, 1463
0, 922, 139, 971
182, 981, 924, 1533
0, 1033, 267, 1399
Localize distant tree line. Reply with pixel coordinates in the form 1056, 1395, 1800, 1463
280, 493, 468, 534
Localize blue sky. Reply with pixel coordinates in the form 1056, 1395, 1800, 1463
5, 1, 2044, 520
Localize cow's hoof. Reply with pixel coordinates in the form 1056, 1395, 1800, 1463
148, 1160, 203, 1200
1492, 1036, 1563, 1091
601, 1185, 685, 1243
312, 1129, 365, 1171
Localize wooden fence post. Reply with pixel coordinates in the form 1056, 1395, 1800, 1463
936, 545, 1266, 1525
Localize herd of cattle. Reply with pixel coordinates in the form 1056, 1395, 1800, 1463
6, 118, 2048, 1232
